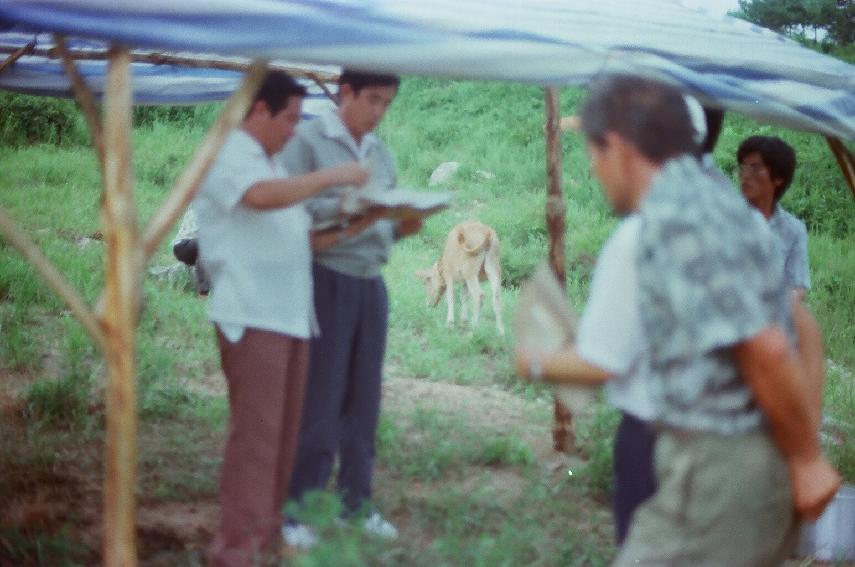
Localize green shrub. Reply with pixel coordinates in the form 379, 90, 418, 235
22, 371, 92, 428
474, 435, 534, 467
0, 526, 90, 566
0, 92, 87, 147
132, 105, 196, 127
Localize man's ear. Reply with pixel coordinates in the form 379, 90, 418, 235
247, 99, 269, 119
338, 83, 355, 103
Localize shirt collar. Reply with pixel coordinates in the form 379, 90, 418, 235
768, 204, 784, 226
319, 108, 379, 160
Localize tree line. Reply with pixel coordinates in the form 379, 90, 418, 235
734, 0, 854, 45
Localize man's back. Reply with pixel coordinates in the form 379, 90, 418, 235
636, 155, 792, 434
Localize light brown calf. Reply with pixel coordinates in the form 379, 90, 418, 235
416, 220, 504, 336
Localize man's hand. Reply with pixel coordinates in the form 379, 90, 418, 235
328, 162, 370, 187
515, 348, 543, 382
789, 456, 842, 521
343, 208, 387, 238
734, 325, 841, 520
395, 217, 423, 239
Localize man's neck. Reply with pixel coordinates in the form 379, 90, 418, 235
751, 197, 775, 220
239, 123, 272, 157
337, 109, 364, 145
627, 158, 662, 212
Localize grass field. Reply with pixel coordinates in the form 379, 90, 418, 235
0, 75, 853, 566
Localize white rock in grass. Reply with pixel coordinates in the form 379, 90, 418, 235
428, 161, 460, 187
476, 169, 496, 180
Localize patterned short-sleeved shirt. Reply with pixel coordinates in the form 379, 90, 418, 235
637, 156, 793, 435
769, 204, 811, 291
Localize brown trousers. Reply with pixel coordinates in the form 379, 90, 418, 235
208, 327, 308, 567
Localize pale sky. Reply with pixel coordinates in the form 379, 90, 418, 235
709, 0, 741, 16
683, 0, 742, 17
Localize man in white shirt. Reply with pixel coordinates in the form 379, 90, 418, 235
194, 71, 370, 567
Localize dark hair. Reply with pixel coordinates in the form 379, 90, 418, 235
338, 68, 400, 94
701, 106, 725, 155
580, 75, 698, 163
736, 135, 796, 201
252, 71, 307, 116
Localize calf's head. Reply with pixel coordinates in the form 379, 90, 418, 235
415, 263, 445, 307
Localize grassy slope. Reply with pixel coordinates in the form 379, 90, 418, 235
0, 78, 853, 565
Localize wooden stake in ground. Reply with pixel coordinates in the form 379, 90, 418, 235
826, 136, 855, 201
101, 47, 139, 567
544, 86, 573, 453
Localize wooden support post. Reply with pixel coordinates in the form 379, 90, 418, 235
826, 137, 855, 201
141, 61, 268, 260
55, 35, 106, 168
0, 39, 34, 74
101, 48, 138, 567
544, 86, 573, 453
306, 71, 337, 103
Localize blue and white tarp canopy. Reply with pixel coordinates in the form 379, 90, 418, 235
1, 0, 855, 140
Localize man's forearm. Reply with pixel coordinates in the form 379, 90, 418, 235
735, 326, 818, 461
734, 325, 841, 520
792, 296, 824, 433
517, 346, 611, 385
241, 169, 340, 209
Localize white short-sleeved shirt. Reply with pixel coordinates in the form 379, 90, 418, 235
194, 129, 316, 341
576, 214, 654, 420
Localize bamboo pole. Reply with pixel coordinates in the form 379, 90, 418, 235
0, 39, 34, 74
55, 35, 106, 168
140, 61, 268, 260
544, 86, 573, 453
826, 137, 855, 201
306, 71, 336, 102
101, 47, 138, 567
0, 207, 105, 350
0, 43, 338, 84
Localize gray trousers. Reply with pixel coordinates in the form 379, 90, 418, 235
288, 263, 388, 515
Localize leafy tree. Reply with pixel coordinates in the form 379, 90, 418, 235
735, 0, 854, 45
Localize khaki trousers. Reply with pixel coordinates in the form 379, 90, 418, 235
614, 429, 798, 567
208, 327, 308, 567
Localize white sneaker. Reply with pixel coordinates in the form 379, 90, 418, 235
361, 511, 398, 540
282, 522, 319, 550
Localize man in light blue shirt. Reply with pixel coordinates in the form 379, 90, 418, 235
737, 135, 811, 296
277, 70, 422, 547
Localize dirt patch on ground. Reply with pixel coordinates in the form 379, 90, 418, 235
3, 369, 845, 565
1, 371, 576, 564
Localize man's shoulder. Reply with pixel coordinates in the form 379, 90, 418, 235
774, 205, 807, 233
292, 116, 326, 141
604, 215, 641, 256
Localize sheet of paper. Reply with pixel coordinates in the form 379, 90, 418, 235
514, 262, 597, 413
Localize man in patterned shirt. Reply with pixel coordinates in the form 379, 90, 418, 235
576, 75, 840, 566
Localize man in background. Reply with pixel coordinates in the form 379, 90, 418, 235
737, 135, 811, 297
171, 205, 209, 295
